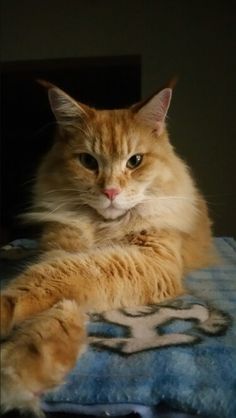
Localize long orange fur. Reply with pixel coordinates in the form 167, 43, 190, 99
0, 83, 215, 416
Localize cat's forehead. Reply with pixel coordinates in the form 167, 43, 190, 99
88, 109, 146, 158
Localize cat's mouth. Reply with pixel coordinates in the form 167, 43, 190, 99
96, 202, 128, 220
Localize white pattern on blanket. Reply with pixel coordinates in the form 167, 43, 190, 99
89, 302, 230, 354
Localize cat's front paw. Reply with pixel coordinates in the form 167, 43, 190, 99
1, 341, 46, 417
0, 300, 87, 415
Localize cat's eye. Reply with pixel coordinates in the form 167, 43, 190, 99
78, 153, 98, 171
126, 154, 143, 169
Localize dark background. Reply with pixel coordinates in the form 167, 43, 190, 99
1, 0, 236, 243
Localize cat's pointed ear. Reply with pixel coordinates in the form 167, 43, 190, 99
48, 87, 88, 124
37, 80, 90, 126
134, 88, 172, 135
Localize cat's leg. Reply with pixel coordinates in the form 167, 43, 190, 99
0, 256, 98, 339
0, 232, 184, 338
0, 254, 76, 338
1, 299, 86, 416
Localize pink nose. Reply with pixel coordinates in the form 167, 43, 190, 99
102, 188, 120, 200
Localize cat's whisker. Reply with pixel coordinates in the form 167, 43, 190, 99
143, 195, 197, 203
37, 202, 73, 221
44, 189, 80, 195
156, 196, 195, 200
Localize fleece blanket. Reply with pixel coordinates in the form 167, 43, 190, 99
0, 237, 236, 418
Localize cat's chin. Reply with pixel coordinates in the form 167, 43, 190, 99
96, 206, 128, 220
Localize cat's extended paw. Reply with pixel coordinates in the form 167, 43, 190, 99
0, 299, 86, 415
0, 355, 45, 417
0, 338, 48, 417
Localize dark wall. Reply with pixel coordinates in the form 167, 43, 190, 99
1, 0, 236, 237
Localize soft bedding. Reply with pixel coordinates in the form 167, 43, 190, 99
0, 237, 235, 418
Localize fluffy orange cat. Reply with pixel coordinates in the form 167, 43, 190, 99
0, 82, 215, 416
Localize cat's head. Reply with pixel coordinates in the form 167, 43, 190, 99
34, 83, 192, 222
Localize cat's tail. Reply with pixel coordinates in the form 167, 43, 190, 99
0, 299, 87, 416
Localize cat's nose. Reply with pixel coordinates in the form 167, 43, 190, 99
102, 188, 120, 200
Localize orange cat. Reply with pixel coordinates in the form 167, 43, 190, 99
0, 82, 215, 416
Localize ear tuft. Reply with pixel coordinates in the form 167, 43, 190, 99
136, 88, 172, 135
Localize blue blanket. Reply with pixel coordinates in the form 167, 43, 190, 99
1, 237, 236, 418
